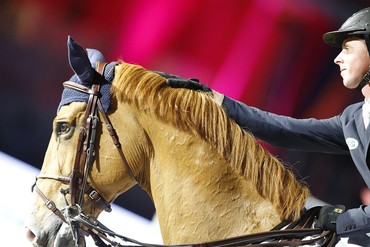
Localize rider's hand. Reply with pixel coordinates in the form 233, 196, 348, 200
166, 77, 212, 92
315, 205, 345, 232
154, 71, 212, 92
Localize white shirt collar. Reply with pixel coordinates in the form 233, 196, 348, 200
362, 99, 370, 129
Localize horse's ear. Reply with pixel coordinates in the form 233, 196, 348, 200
86, 48, 106, 66
67, 36, 96, 84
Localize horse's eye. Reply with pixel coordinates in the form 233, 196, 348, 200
57, 122, 71, 135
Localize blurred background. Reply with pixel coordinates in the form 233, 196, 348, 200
1, 0, 370, 238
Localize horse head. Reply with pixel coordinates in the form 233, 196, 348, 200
25, 37, 145, 247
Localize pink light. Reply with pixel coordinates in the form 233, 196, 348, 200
211, 1, 287, 100
117, 0, 199, 64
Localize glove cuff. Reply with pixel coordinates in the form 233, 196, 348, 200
212, 91, 224, 106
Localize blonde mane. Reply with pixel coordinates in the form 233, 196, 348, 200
112, 62, 309, 221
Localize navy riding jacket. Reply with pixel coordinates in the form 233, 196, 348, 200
222, 96, 370, 242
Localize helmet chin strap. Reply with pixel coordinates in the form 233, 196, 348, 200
365, 34, 370, 57
357, 67, 370, 91
356, 34, 370, 91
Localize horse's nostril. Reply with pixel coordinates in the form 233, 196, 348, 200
25, 228, 36, 242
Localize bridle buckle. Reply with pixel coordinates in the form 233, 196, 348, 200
46, 200, 57, 211
89, 190, 100, 201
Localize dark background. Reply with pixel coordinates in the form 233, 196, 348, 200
1, 0, 369, 220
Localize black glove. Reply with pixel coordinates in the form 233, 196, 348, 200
315, 205, 345, 232
153, 71, 212, 92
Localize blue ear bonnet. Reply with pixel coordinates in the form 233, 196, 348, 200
58, 37, 117, 112
58, 61, 116, 113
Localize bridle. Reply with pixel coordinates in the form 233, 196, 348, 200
31, 62, 339, 246
32, 62, 138, 246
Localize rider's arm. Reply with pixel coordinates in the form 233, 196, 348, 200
219, 95, 349, 154
337, 205, 370, 237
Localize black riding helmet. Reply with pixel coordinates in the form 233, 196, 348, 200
323, 7, 370, 90
323, 7, 370, 56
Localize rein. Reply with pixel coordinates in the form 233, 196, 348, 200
32, 63, 338, 246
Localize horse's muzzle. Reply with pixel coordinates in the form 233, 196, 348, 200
25, 226, 48, 246
25, 227, 36, 243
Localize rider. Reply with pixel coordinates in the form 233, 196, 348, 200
164, 7, 370, 245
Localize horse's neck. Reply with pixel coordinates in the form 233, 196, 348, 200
101, 103, 152, 194
138, 113, 282, 244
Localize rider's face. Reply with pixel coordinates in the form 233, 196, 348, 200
334, 37, 370, 89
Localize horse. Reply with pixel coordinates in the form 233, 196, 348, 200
26, 37, 330, 247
